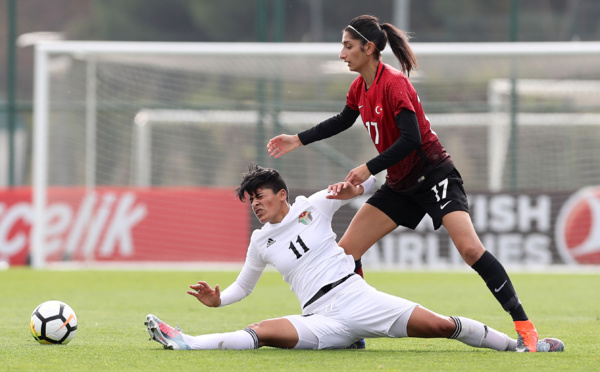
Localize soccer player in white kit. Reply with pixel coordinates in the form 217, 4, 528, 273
145, 165, 563, 352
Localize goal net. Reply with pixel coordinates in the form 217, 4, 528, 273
31, 41, 600, 268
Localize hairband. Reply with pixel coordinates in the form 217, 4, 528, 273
347, 25, 370, 43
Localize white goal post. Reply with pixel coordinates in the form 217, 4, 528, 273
31, 41, 600, 268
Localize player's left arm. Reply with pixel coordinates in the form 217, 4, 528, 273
187, 281, 222, 307
188, 241, 264, 308
344, 110, 420, 186
308, 176, 376, 217
365, 109, 421, 175
188, 264, 263, 308
326, 175, 376, 200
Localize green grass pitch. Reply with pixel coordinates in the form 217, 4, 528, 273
1, 268, 598, 371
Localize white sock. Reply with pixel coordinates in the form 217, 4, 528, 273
181, 328, 259, 350
450, 316, 516, 351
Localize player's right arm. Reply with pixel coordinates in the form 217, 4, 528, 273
267, 105, 359, 158
187, 264, 263, 308
187, 281, 222, 307
308, 176, 377, 218
267, 134, 302, 158
326, 175, 377, 200
189, 238, 266, 308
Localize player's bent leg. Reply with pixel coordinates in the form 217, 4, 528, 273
444, 211, 538, 350
442, 211, 485, 265
247, 317, 300, 349
338, 204, 397, 261
337, 204, 394, 350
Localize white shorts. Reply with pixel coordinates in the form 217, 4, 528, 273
285, 275, 419, 349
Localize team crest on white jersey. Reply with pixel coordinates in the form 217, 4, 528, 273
298, 211, 313, 225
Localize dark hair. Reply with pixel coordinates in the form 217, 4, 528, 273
345, 15, 417, 76
236, 164, 288, 202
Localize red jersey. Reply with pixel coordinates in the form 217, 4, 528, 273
346, 62, 451, 190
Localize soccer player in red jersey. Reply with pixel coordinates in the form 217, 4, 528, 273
267, 14, 545, 352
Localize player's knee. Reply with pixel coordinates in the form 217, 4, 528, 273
247, 322, 261, 331
457, 243, 485, 266
337, 236, 355, 254
427, 317, 456, 338
441, 317, 458, 338
247, 320, 277, 334
339, 246, 361, 261
411, 316, 456, 338
429, 317, 456, 338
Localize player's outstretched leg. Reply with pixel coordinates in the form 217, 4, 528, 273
449, 316, 517, 351
146, 314, 261, 350
403, 306, 516, 351
145, 314, 191, 350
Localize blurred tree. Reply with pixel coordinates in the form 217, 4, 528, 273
84, 0, 201, 41
72, 0, 397, 42
188, 0, 259, 41
3, 0, 600, 101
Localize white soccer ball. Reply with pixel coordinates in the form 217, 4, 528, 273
30, 300, 78, 344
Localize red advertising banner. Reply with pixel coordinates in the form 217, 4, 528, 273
2, 186, 599, 267
0, 187, 250, 266
0, 188, 32, 265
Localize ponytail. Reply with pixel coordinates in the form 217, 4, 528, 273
380, 23, 417, 76
346, 15, 418, 76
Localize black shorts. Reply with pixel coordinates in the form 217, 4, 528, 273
366, 168, 469, 230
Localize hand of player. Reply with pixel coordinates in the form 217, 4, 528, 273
326, 181, 364, 200
267, 134, 302, 158
187, 281, 221, 307
344, 164, 372, 186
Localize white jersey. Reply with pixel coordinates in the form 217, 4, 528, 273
219, 176, 377, 308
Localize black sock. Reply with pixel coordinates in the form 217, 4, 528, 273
471, 251, 528, 321
354, 259, 364, 278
